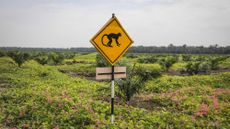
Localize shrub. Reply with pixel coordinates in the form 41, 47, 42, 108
185, 62, 200, 75
194, 56, 206, 61
125, 53, 138, 58
49, 52, 64, 65
159, 56, 177, 71
96, 54, 110, 67
209, 57, 227, 70
138, 55, 158, 64
34, 53, 49, 65
7, 51, 30, 67
117, 64, 161, 102
64, 52, 75, 59
0, 50, 6, 57
96, 53, 125, 67
198, 62, 210, 73
182, 54, 191, 61
185, 61, 210, 75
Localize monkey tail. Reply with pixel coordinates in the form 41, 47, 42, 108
101, 34, 108, 47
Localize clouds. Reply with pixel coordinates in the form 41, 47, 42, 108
0, 0, 229, 47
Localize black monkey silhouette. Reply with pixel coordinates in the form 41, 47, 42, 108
101, 33, 121, 47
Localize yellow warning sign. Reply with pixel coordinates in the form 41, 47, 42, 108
90, 15, 133, 65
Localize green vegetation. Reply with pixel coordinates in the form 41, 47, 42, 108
34, 53, 49, 65
0, 50, 6, 57
7, 51, 30, 67
159, 56, 178, 71
0, 51, 230, 128
96, 54, 110, 67
117, 64, 162, 102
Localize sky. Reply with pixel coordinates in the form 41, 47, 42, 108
0, 0, 229, 48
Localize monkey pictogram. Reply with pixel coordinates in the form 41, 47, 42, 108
101, 33, 121, 47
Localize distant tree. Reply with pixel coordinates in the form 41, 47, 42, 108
182, 54, 191, 61
7, 51, 30, 67
64, 52, 76, 59
125, 53, 138, 58
138, 55, 158, 64
209, 56, 227, 70
198, 62, 210, 73
185, 62, 200, 75
96, 54, 110, 67
159, 56, 177, 71
34, 54, 49, 65
49, 52, 65, 65
185, 61, 210, 75
0, 50, 6, 57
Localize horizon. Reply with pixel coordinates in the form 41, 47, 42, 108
0, 44, 229, 49
0, 0, 230, 48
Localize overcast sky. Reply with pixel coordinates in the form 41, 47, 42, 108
0, 0, 229, 48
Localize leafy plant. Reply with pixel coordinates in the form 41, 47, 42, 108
186, 62, 200, 75
64, 52, 75, 59
0, 50, 6, 57
185, 62, 210, 75
34, 53, 49, 65
209, 57, 227, 70
182, 54, 191, 61
198, 62, 210, 73
117, 64, 161, 102
159, 56, 177, 71
125, 53, 138, 58
96, 53, 125, 67
49, 52, 65, 65
138, 55, 158, 64
7, 51, 30, 67
96, 53, 110, 67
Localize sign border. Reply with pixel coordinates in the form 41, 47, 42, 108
90, 16, 133, 65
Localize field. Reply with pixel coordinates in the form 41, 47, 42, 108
0, 51, 230, 128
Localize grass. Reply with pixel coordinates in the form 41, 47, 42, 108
57, 64, 96, 77
171, 62, 187, 70
0, 56, 230, 128
145, 73, 230, 93
74, 53, 97, 63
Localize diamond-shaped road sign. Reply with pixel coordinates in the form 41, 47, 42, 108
90, 15, 133, 65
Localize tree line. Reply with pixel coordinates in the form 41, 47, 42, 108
1, 44, 230, 54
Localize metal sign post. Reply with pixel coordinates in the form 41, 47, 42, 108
111, 65, 115, 123
90, 13, 133, 124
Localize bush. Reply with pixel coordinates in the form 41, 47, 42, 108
185, 61, 210, 75
159, 56, 177, 71
117, 64, 161, 102
209, 57, 227, 70
0, 50, 6, 57
34, 53, 49, 65
125, 53, 138, 58
186, 62, 200, 75
194, 56, 206, 61
64, 52, 75, 59
198, 62, 210, 73
96, 54, 110, 67
96, 53, 125, 67
49, 52, 64, 65
182, 54, 191, 61
7, 51, 30, 67
134, 64, 162, 79
138, 55, 158, 64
